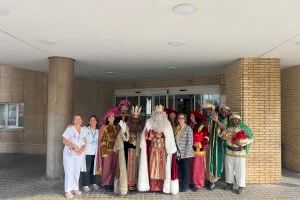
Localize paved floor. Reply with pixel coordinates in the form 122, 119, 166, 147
0, 154, 300, 200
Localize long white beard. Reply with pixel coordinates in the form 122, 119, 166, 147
149, 112, 169, 132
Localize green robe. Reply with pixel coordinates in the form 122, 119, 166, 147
207, 116, 228, 182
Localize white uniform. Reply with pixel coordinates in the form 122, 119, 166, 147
62, 126, 87, 193
85, 126, 99, 155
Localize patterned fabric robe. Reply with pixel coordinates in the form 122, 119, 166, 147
138, 120, 179, 194
206, 116, 228, 183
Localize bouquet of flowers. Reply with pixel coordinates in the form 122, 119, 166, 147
231, 130, 248, 146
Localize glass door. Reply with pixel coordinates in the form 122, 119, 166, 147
140, 96, 152, 118
175, 94, 194, 114
154, 95, 166, 108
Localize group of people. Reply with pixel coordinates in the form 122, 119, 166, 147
62, 100, 253, 199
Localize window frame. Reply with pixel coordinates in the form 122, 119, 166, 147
0, 103, 24, 129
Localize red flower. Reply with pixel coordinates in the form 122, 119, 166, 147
231, 130, 247, 145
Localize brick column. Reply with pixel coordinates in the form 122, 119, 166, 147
225, 58, 281, 183
281, 66, 300, 172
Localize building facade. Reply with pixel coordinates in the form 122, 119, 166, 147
0, 57, 299, 183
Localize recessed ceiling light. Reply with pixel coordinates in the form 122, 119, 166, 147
173, 3, 197, 15
38, 39, 57, 45
0, 9, 10, 16
106, 71, 115, 74
168, 66, 177, 70
168, 40, 186, 47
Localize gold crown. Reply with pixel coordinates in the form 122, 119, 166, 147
131, 105, 142, 115
154, 105, 164, 113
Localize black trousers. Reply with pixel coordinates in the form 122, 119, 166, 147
178, 157, 191, 191
82, 155, 96, 186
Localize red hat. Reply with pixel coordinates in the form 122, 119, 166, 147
164, 108, 178, 115
190, 110, 207, 122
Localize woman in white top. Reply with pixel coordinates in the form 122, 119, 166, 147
82, 115, 100, 191
62, 115, 86, 199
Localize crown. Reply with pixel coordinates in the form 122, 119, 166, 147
131, 105, 142, 115
154, 105, 164, 113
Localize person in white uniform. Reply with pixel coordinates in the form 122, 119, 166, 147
62, 115, 87, 199
82, 115, 100, 192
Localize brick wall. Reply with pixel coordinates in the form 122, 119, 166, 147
226, 58, 281, 183
281, 66, 300, 172
0, 65, 47, 154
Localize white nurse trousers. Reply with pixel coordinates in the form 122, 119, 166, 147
63, 155, 83, 192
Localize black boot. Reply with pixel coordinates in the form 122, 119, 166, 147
237, 187, 244, 195
191, 185, 200, 192
208, 182, 216, 191
204, 180, 210, 188
224, 183, 233, 191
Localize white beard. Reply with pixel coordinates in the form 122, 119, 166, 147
149, 112, 169, 132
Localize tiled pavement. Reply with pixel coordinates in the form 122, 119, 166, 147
0, 154, 300, 200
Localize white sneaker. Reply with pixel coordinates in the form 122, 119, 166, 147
91, 184, 99, 190
82, 186, 90, 192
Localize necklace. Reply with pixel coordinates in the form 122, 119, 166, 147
176, 125, 185, 140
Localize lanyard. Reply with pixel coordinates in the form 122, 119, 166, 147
89, 128, 97, 145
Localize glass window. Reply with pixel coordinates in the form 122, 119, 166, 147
168, 95, 174, 109
115, 96, 126, 107
18, 104, 24, 127
203, 94, 220, 104
0, 103, 24, 128
195, 94, 203, 111
154, 96, 166, 108
0, 104, 6, 126
127, 96, 138, 107
140, 96, 152, 118
175, 94, 194, 114
8, 104, 17, 126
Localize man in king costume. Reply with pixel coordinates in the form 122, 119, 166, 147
138, 105, 179, 194
115, 100, 131, 123
219, 113, 253, 194
203, 103, 229, 190
113, 106, 145, 195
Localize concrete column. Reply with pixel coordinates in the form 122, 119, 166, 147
225, 58, 281, 183
46, 56, 75, 179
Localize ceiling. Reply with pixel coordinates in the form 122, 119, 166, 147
1, 0, 300, 82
